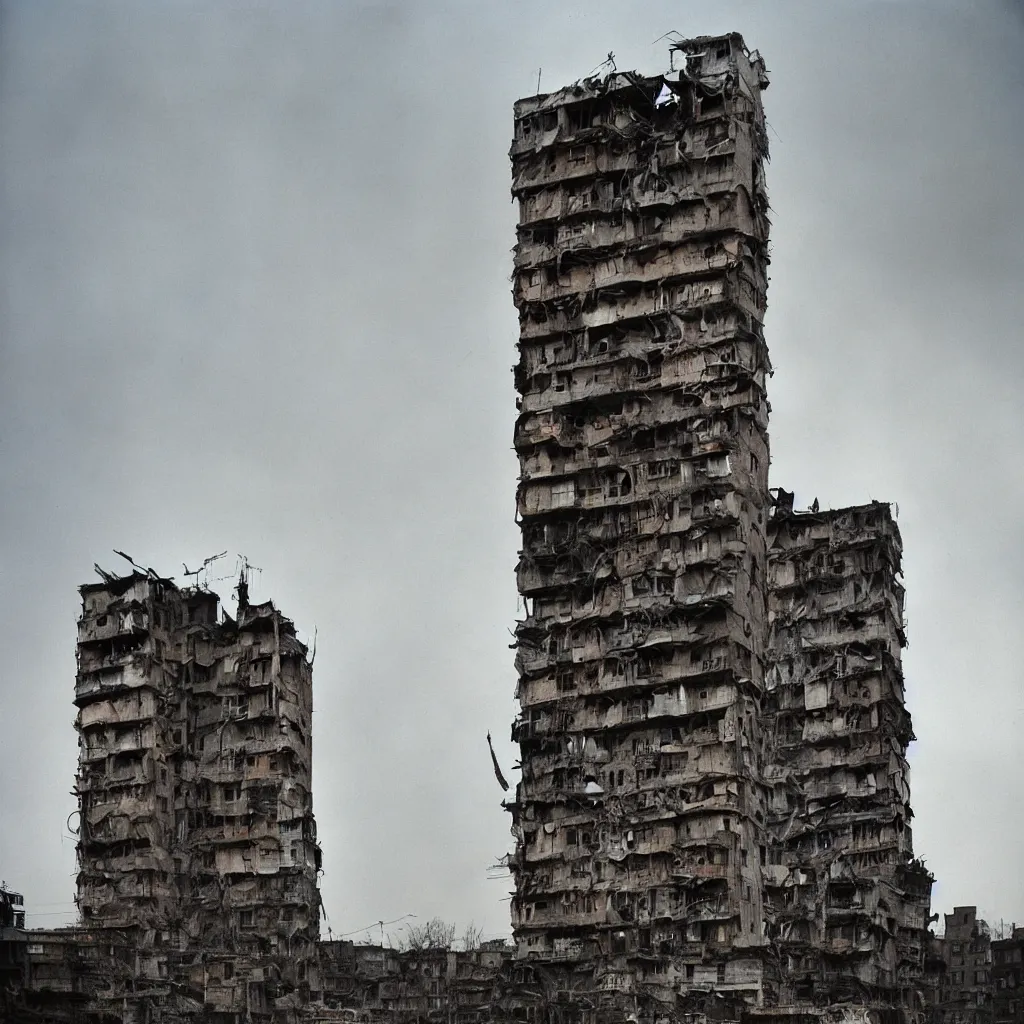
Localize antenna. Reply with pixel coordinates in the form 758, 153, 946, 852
585, 52, 617, 80
237, 554, 262, 586
182, 551, 228, 589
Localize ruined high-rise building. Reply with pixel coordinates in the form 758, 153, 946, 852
74, 568, 319, 1019
509, 33, 773, 1010
764, 499, 933, 1017
507, 32, 932, 1023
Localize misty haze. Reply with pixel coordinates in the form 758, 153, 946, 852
1, 3, 1022, 1024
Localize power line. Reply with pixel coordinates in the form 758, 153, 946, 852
336, 913, 416, 940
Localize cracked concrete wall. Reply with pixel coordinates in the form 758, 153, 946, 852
508, 33, 774, 1020
763, 501, 933, 1022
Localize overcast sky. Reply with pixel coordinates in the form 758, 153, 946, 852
1, 0, 1022, 941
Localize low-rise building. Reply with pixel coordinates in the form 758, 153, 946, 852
992, 928, 1024, 1024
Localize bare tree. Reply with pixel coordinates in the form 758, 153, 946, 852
460, 922, 484, 951
399, 917, 457, 951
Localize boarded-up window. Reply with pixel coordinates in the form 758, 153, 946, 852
804, 681, 828, 710
551, 480, 575, 508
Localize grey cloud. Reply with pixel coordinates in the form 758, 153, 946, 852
1, 0, 1021, 936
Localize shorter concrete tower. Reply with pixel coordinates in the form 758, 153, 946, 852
74, 567, 319, 1019
763, 499, 933, 1020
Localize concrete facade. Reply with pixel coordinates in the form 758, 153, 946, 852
937, 907, 994, 1024
763, 501, 932, 1018
72, 568, 319, 1021
508, 36, 772, 1015
507, 33, 933, 1024
992, 928, 1024, 1024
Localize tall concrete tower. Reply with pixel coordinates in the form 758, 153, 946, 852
508, 33, 773, 1014
74, 568, 319, 1020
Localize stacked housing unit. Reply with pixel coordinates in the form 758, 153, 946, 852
938, 907, 994, 1024
74, 569, 319, 1022
762, 501, 932, 1019
508, 33, 774, 1014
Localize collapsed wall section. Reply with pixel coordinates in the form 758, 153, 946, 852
763, 501, 932, 1020
508, 33, 774, 1016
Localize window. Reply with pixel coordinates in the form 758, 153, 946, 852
224, 962, 234, 980
225, 695, 248, 716
551, 480, 575, 509
607, 471, 632, 498
239, 910, 254, 928
705, 454, 731, 478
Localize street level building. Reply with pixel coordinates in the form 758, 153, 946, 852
992, 927, 1024, 1024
